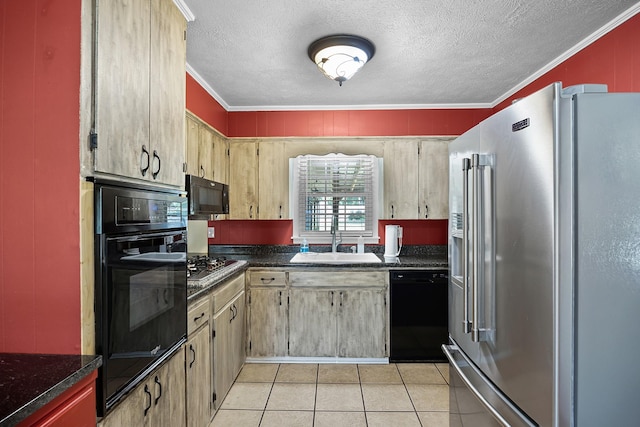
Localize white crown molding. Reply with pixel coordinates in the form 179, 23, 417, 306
492, 3, 640, 107
173, 0, 195, 22
186, 63, 231, 111
226, 103, 493, 112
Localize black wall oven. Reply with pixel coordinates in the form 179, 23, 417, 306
94, 180, 187, 416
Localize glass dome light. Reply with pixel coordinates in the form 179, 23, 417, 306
308, 35, 376, 86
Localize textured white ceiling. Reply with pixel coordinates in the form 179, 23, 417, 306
182, 0, 639, 110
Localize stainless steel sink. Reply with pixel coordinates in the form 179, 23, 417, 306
290, 252, 381, 264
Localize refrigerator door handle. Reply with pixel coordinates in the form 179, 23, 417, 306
471, 154, 491, 342
462, 157, 472, 333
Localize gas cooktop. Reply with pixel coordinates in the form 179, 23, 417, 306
187, 255, 246, 290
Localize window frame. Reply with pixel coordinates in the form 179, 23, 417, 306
289, 153, 383, 245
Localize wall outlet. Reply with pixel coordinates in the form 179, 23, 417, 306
207, 227, 215, 238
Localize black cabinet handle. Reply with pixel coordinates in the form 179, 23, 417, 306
152, 150, 161, 179
279, 205, 282, 219
200, 165, 205, 178
425, 204, 429, 218
260, 277, 275, 283
391, 204, 395, 218
279, 291, 282, 306
229, 305, 234, 323
193, 312, 205, 322
249, 205, 253, 219
140, 145, 150, 176
154, 375, 162, 405
189, 344, 196, 368
143, 384, 152, 416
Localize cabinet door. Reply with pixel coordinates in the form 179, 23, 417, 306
258, 141, 288, 219
212, 302, 234, 409
186, 325, 212, 426
198, 126, 215, 180
230, 291, 246, 379
149, 0, 186, 187
289, 289, 337, 357
338, 289, 386, 358
95, 0, 151, 179
212, 133, 229, 184
148, 350, 186, 427
185, 114, 200, 177
98, 382, 146, 427
248, 288, 288, 357
228, 141, 259, 219
418, 139, 452, 219
384, 140, 419, 219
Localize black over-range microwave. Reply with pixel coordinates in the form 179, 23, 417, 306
186, 174, 229, 217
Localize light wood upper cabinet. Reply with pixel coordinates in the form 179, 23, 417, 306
185, 114, 200, 177
418, 138, 453, 219
185, 113, 229, 184
149, 0, 186, 187
198, 127, 215, 180
211, 132, 229, 184
229, 141, 259, 219
95, 0, 150, 182
383, 140, 420, 219
382, 138, 452, 219
259, 141, 288, 219
94, 0, 185, 187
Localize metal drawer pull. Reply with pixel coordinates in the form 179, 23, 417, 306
260, 277, 275, 283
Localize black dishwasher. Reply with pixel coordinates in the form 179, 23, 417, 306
390, 270, 448, 362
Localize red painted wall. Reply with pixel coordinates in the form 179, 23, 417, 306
186, 73, 228, 135
0, 0, 81, 353
227, 109, 491, 138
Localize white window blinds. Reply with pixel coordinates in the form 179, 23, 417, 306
291, 153, 381, 241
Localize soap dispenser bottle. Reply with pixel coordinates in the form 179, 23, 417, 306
357, 236, 365, 254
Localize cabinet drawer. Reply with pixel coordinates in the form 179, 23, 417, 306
211, 273, 245, 313
289, 270, 387, 288
249, 270, 287, 287
187, 298, 210, 336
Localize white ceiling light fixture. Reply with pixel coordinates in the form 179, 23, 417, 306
308, 34, 376, 86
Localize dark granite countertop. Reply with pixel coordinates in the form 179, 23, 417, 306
209, 244, 448, 269
0, 353, 102, 426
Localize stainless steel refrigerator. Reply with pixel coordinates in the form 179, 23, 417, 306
444, 82, 640, 427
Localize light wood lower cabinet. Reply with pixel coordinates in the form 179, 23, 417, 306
249, 268, 388, 359
246, 270, 288, 357
289, 288, 338, 357
289, 287, 386, 358
247, 287, 289, 357
99, 349, 186, 427
186, 297, 212, 427
337, 288, 386, 357
211, 273, 246, 410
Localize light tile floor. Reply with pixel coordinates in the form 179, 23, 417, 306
209, 363, 450, 427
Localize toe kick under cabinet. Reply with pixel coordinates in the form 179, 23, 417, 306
246, 268, 389, 361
